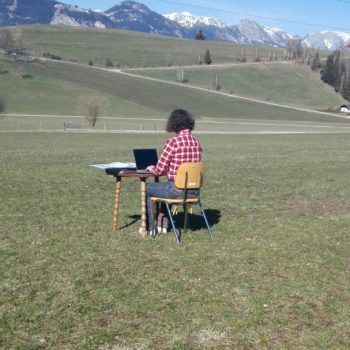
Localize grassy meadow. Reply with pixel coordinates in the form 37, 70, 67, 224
0, 57, 349, 129
0, 25, 348, 130
1, 25, 350, 349
0, 56, 161, 117
127, 63, 344, 110
4, 26, 295, 67
1, 132, 350, 349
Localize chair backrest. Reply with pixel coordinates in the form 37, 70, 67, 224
175, 162, 204, 190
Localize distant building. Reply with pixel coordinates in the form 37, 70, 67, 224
339, 104, 350, 113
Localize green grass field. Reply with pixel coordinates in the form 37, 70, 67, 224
1, 132, 350, 349
0, 56, 161, 117
1, 25, 350, 349
0, 25, 347, 131
127, 63, 344, 110
1, 57, 349, 130
2, 26, 299, 67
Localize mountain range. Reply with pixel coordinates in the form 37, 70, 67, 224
1, 0, 350, 50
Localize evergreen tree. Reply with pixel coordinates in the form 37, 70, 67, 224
204, 49, 212, 65
311, 52, 322, 71
333, 51, 343, 92
321, 53, 337, 86
195, 29, 205, 40
339, 61, 347, 91
341, 73, 350, 101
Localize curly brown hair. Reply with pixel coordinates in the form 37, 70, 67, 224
166, 109, 195, 133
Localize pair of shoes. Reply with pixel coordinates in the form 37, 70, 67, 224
157, 226, 168, 234
138, 227, 156, 236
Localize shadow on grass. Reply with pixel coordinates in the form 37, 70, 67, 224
120, 209, 221, 232
174, 209, 221, 231
119, 214, 140, 230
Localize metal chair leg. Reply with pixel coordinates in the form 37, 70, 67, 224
198, 200, 214, 240
165, 202, 180, 244
183, 203, 188, 234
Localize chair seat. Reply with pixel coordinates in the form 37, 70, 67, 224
150, 196, 198, 204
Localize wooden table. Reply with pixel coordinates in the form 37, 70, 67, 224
106, 170, 158, 237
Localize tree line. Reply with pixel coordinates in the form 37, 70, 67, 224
315, 50, 350, 102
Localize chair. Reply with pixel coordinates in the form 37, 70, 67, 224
150, 162, 214, 244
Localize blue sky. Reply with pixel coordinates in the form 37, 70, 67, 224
70, 0, 350, 37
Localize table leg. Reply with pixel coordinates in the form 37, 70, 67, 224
112, 176, 122, 231
140, 178, 147, 238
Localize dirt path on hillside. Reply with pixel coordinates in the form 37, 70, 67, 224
117, 69, 349, 121
37, 58, 350, 121
121, 61, 293, 71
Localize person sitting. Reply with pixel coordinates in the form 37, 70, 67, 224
142, 108, 202, 235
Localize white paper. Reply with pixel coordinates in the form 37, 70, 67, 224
90, 162, 136, 170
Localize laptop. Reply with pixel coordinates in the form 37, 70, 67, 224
133, 149, 158, 174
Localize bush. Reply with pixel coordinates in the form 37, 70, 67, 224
43, 52, 62, 60
105, 58, 114, 67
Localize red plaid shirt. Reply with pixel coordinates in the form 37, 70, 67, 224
152, 129, 202, 181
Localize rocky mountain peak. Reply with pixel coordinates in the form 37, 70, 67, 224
105, 1, 150, 15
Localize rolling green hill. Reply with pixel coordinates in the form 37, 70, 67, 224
2, 25, 321, 68
127, 63, 344, 110
0, 57, 347, 125
0, 56, 160, 117
0, 25, 349, 132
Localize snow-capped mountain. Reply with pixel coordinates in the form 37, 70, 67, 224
164, 11, 226, 28
51, 3, 115, 28
165, 14, 294, 47
302, 31, 350, 50
263, 25, 294, 46
235, 19, 293, 46
105, 1, 185, 37
1, 0, 350, 50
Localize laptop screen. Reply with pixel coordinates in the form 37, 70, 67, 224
133, 149, 158, 171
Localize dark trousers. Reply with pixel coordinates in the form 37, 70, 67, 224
146, 181, 182, 231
